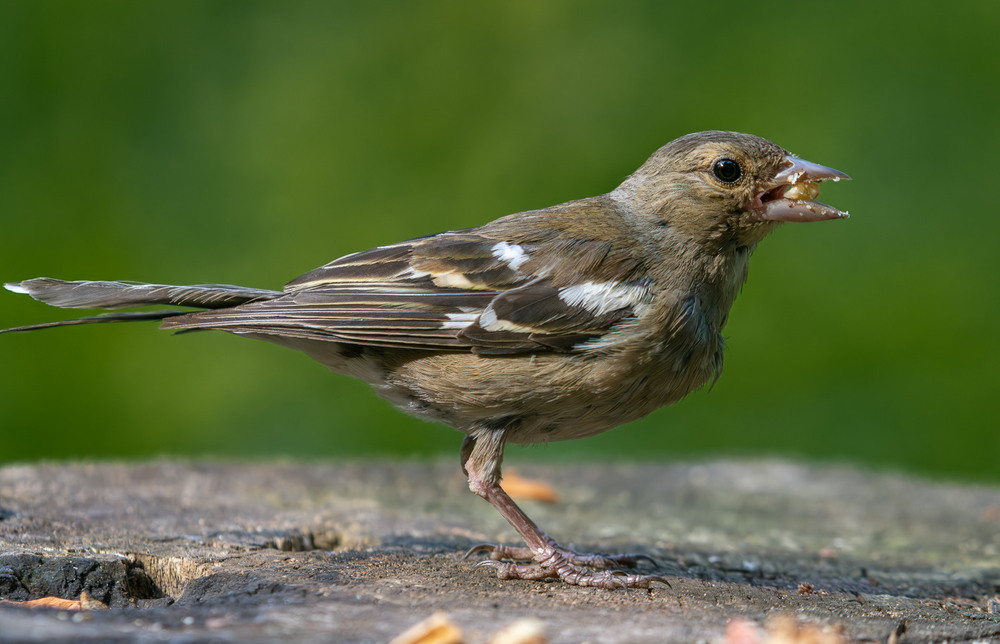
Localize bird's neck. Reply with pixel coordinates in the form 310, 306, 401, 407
691, 242, 752, 332
639, 222, 754, 334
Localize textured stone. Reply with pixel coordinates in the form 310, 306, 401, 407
0, 460, 998, 642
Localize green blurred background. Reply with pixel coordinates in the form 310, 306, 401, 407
1, 1, 998, 481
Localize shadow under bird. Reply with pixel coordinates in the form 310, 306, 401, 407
3, 131, 850, 588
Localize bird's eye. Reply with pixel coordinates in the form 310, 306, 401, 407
712, 158, 743, 183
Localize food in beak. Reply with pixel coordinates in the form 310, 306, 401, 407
783, 181, 820, 202
754, 156, 850, 223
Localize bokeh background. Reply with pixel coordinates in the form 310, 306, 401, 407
2, 1, 998, 482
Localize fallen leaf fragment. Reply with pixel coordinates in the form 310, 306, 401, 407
388, 611, 463, 644
501, 469, 559, 503
489, 617, 547, 644
1, 596, 81, 611
767, 615, 845, 644
723, 618, 762, 644
721, 615, 846, 644
0, 591, 108, 611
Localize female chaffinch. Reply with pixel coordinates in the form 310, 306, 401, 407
4, 131, 849, 588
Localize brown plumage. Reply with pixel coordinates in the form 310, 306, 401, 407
3, 131, 850, 588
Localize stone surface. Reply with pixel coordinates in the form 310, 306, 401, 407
0, 459, 998, 642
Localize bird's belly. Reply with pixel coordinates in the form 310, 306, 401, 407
247, 333, 719, 445
382, 345, 720, 445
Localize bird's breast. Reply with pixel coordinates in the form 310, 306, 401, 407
372, 293, 724, 445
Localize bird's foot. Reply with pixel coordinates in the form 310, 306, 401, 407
471, 546, 668, 588
465, 540, 656, 569
465, 540, 666, 588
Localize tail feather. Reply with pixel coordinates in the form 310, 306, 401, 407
1, 310, 190, 334
2, 278, 282, 333
6, 278, 280, 309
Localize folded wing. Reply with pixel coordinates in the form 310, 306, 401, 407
162, 232, 651, 355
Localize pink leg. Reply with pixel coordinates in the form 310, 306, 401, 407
461, 434, 667, 589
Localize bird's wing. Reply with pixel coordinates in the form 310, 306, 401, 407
161, 231, 652, 355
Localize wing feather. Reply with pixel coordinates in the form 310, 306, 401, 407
162, 228, 651, 354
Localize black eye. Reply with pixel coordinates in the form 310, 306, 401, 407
712, 158, 742, 183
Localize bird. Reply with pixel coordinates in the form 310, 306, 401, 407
2, 131, 850, 588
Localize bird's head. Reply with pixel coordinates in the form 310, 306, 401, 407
615, 131, 850, 249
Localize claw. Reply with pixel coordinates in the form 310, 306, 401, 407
463, 543, 496, 560
643, 575, 672, 588
472, 559, 501, 572
463, 543, 534, 561
629, 553, 660, 568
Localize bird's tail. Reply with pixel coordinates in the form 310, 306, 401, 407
2, 278, 281, 333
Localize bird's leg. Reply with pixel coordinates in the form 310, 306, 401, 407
460, 433, 666, 588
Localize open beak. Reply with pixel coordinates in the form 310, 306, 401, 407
753, 155, 851, 222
